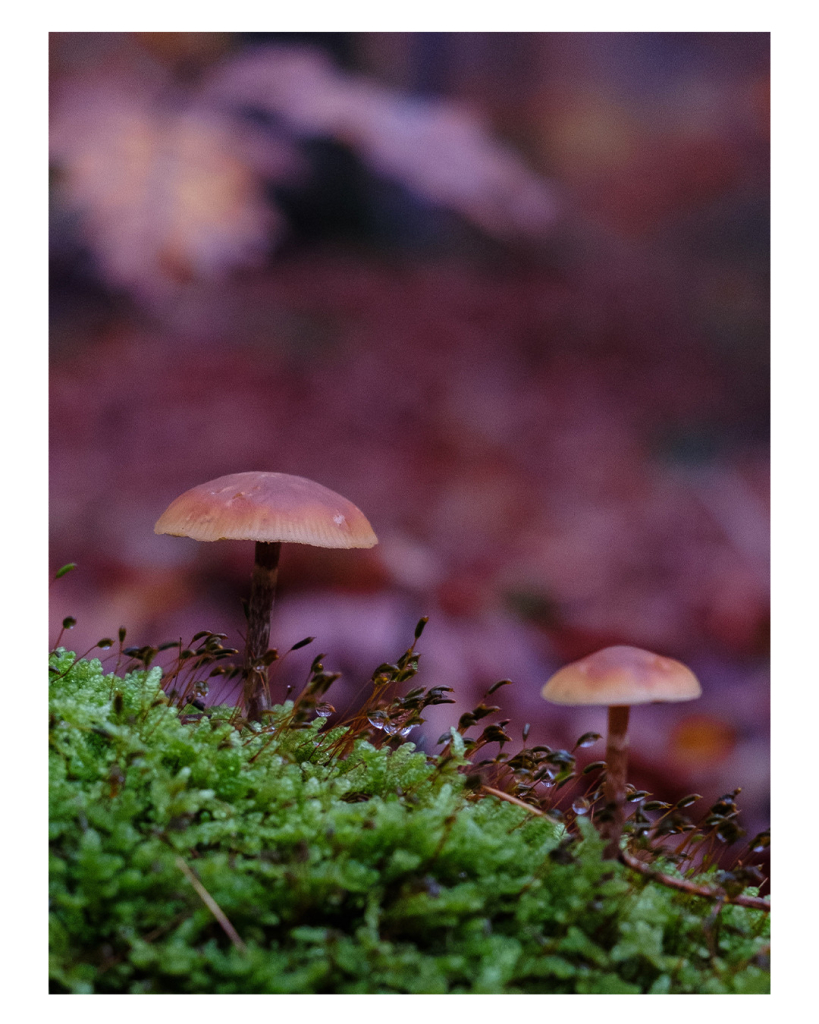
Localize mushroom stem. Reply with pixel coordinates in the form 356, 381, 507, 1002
602, 704, 630, 859
243, 541, 281, 721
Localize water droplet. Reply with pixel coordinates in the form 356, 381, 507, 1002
572, 798, 590, 815
575, 731, 602, 749
381, 714, 416, 737
315, 703, 335, 718
367, 713, 386, 730
97, 639, 113, 649
62, 617, 76, 630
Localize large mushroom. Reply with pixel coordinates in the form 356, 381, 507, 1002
541, 645, 701, 859
155, 471, 378, 721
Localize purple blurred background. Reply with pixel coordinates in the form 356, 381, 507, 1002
49, 32, 769, 838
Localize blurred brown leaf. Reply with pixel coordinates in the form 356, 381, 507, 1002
51, 74, 293, 302
50, 43, 558, 302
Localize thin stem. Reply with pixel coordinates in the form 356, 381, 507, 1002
175, 856, 248, 952
602, 705, 630, 859
482, 786, 771, 913
243, 541, 281, 722
482, 785, 542, 814
619, 849, 770, 913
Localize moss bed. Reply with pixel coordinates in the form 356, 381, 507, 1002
49, 649, 769, 994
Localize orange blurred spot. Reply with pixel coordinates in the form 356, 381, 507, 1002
669, 714, 737, 769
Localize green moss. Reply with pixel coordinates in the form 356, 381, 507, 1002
49, 651, 769, 994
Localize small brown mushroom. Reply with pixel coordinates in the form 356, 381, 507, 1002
541, 645, 701, 859
155, 471, 378, 721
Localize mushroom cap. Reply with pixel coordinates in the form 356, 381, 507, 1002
154, 472, 378, 549
541, 645, 701, 706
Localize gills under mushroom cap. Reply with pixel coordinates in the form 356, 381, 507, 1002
541, 645, 701, 706
154, 472, 378, 549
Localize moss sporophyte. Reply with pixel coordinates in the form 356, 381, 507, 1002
49, 626, 770, 994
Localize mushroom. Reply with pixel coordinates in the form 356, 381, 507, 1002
155, 471, 378, 721
541, 645, 701, 859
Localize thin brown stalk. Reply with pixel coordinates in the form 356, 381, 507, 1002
175, 855, 248, 953
243, 540, 281, 722
602, 705, 630, 859
619, 848, 770, 913
482, 785, 547, 815
481, 786, 770, 913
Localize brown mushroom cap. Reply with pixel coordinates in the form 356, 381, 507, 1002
541, 645, 701, 706
154, 472, 378, 549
